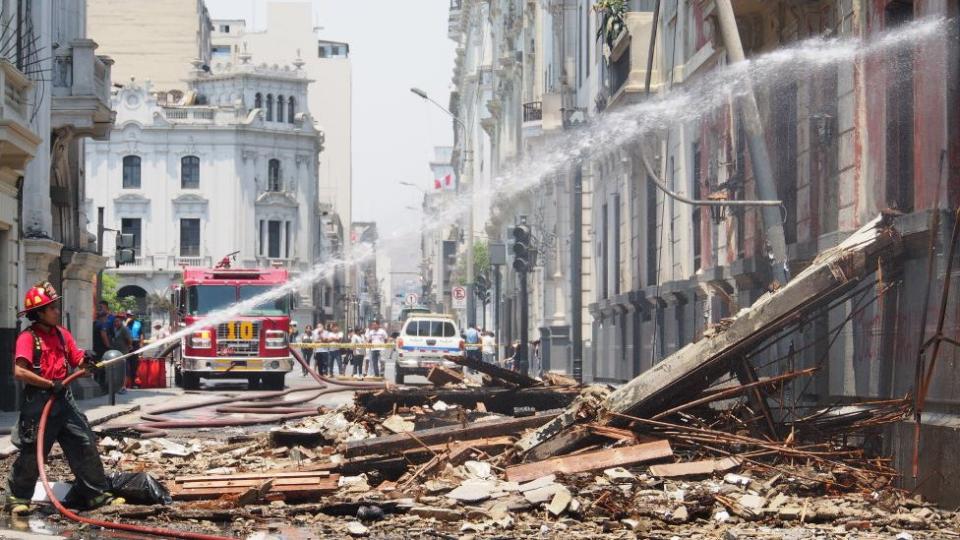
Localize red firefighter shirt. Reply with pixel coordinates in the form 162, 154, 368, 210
14, 324, 84, 380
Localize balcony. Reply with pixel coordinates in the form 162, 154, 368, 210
163, 107, 220, 123
174, 255, 211, 268
0, 60, 41, 172
113, 255, 157, 274
522, 101, 542, 123
51, 39, 114, 140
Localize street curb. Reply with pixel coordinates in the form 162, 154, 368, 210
0, 404, 142, 459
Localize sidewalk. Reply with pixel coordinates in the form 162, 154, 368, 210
0, 387, 184, 458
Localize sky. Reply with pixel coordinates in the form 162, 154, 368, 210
204, 0, 456, 270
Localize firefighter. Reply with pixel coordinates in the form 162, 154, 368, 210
4, 282, 124, 514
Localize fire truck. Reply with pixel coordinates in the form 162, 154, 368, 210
170, 258, 294, 390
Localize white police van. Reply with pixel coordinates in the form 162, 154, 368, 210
394, 313, 464, 384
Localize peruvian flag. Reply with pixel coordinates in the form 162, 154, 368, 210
443, 174, 453, 188
434, 178, 442, 189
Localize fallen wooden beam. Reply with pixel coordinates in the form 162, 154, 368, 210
354, 386, 578, 415
442, 354, 540, 387
648, 457, 741, 478
515, 216, 900, 457
505, 440, 673, 483
427, 365, 465, 386
342, 411, 559, 458
170, 471, 338, 501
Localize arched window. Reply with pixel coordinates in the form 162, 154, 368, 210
276, 95, 285, 123
265, 94, 274, 121
287, 96, 295, 123
254, 92, 262, 109
122, 156, 141, 189
268, 159, 281, 191
181, 155, 200, 189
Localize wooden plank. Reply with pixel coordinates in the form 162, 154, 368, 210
649, 457, 741, 478
170, 482, 338, 501
505, 440, 673, 483
176, 477, 331, 489
354, 386, 578, 415
427, 365, 465, 386
175, 471, 330, 483
442, 354, 540, 387
343, 411, 559, 458
516, 216, 900, 457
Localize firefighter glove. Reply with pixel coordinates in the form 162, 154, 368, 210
50, 380, 66, 396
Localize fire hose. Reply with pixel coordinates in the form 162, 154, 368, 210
33, 345, 387, 539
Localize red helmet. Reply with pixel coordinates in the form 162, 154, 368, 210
19, 283, 60, 317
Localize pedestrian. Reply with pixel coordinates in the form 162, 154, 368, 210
481, 330, 496, 364
364, 321, 387, 378
125, 311, 142, 388
3, 282, 124, 514
299, 325, 313, 376
351, 327, 365, 378
317, 324, 332, 376
288, 321, 300, 343
464, 324, 482, 367
328, 323, 344, 376
111, 313, 134, 393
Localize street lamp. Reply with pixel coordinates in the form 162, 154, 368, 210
410, 87, 476, 327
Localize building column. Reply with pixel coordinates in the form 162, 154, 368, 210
23, 237, 63, 290
61, 251, 107, 348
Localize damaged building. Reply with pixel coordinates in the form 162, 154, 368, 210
446, 0, 960, 505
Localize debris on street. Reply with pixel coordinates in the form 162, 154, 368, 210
2, 218, 957, 538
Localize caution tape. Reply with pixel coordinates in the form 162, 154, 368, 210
288, 342, 495, 350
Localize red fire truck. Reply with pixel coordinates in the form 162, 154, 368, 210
170, 261, 293, 390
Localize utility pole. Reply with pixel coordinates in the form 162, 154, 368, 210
714, 0, 789, 286
96, 207, 104, 303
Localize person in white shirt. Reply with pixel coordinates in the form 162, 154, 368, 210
311, 324, 325, 375
350, 328, 365, 378
328, 323, 344, 376
364, 321, 388, 377
481, 331, 496, 364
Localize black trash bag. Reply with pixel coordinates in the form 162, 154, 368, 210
108, 471, 172, 505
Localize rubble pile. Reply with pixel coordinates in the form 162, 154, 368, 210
42, 380, 951, 539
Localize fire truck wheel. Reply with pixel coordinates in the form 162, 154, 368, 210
182, 372, 200, 390
262, 373, 285, 391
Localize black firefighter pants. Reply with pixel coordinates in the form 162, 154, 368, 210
6, 386, 110, 503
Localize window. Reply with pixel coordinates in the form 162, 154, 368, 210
613, 194, 620, 296
885, 0, 915, 212
284, 221, 291, 258
601, 202, 608, 299
265, 94, 273, 121
772, 81, 798, 244
180, 218, 200, 257
287, 97, 295, 123
404, 320, 456, 337
267, 159, 281, 191
122, 156, 141, 189
239, 285, 290, 315
121, 218, 142, 256
318, 45, 328, 58
692, 143, 702, 271
259, 220, 265, 256
219, 24, 230, 33
181, 155, 200, 189
276, 95, 285, 123
267, 220, 281, 258
254, 92, 262, 109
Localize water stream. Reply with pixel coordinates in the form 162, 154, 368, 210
123, 17, 947, 364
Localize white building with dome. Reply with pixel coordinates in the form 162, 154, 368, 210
85, 54, 327, 325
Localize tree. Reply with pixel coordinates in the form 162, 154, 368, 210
147, 291, 174, 320
100, 273, 137, 313
454, 240, 489, 286
594, 0, 627, 51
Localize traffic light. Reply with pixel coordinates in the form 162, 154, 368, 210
475, 273, 491, 304
115, 233, 136, 266
511, 225, 531, 273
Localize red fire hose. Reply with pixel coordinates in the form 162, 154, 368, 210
33, 347, 386, 538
